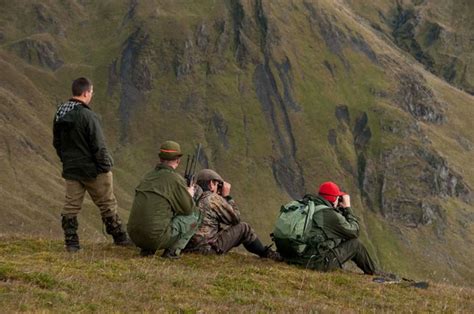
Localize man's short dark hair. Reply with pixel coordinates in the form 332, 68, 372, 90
72, 77, 92, 96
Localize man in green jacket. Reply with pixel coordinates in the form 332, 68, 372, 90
127, 141, 200, 258
293, 181, 377, 274
53, 77, 129, 252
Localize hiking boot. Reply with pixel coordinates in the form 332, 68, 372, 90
102, 215, 133, 246
161, 248, 180, 259
62, 216, 81, 252
140, 248, 157, 257
262, 245, 283, 262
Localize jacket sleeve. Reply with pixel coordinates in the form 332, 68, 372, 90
52, 121, 62, 160
171, 177, 196, 215
212, 196, 240, 226
323, 208, 360, 240
85, 112, 114, 172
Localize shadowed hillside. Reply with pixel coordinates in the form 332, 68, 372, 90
0, 0, 473, 286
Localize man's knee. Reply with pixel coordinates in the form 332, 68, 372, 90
237, 222, 257, 243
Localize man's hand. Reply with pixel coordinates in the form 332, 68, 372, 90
187, 185, 196, 198
221, 181, 231, 197
339, 194, 351, 208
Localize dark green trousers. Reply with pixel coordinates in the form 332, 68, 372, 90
301, 239, 376, 274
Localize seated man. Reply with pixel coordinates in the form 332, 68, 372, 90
279, 181, 378, 275
127, 141, 200, 258
184, 169, 281, 261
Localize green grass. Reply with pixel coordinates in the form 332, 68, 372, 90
0, 0, 473, 294
0, 236, 472, 312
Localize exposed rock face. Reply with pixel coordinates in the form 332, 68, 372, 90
252, 1, 305, 199
9, 38, 63, 71
211, 112, 230, 150
117, 28, 153, 142
304, 1, 377, 69
329, 104, 471, 233
396, 73, 446, 123
374, 145, 470, 229
389, 2, 474, 94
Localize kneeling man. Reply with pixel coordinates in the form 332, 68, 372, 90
127, 141, 199, 258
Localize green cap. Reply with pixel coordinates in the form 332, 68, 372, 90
196, 169, 224, 183
159, 140, 183, 160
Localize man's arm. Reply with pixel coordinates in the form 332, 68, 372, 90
85, 112, 114, 172
172, 178, 196, 216
212, 195, 240, 226
52, 122, 62, 160
324, 208, 360, 240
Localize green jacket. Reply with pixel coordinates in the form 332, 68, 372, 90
301, 195, 360, 261
127, 164, 196, 250
53, 99, 113, 181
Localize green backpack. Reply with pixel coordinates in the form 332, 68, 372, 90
272, 197, 328, 258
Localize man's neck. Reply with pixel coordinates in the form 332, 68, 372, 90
159, 162, 178, 169
71, 97, 89, 105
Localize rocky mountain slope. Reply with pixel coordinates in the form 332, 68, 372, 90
0, 0, 472, 285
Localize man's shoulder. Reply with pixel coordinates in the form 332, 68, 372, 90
142, 167, 183, 185
199, 192, 226, 208
201, 191, 224, 201
76, 104, 97, 119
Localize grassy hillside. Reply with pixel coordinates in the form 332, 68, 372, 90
0, 0, 473, 287
0, 236, 472, 312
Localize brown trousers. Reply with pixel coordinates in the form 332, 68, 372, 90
213, 222, 258, 254
62, 172, 118, 218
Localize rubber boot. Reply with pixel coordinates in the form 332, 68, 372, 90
261, 244, 283, 262
102, 214, 132, 246
61, 215, 80, 252
244, 239, 283, 261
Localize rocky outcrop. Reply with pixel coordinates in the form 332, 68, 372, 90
117, 28, 153, 142
395, 73, 446, 123
252, 1, 305, 199
9, 38, 63, 71
376, 145, 470, 230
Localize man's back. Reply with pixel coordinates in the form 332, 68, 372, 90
127, 164, 194, 249
53, 100, 112, 180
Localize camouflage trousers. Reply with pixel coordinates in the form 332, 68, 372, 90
62, 171, 117, 218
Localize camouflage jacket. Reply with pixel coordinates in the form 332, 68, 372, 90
186, 191, 240, 249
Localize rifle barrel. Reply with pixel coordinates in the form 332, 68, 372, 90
184, 155, 191, 177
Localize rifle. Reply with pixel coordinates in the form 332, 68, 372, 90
184, 143, 202, 187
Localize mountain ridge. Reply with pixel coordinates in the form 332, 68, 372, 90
0, 0, 472, 286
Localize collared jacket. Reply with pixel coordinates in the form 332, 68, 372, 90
186, 191, 240, 249
53, 99, 113, 180
127, 164, 196, 250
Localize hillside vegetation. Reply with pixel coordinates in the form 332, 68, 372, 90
0, 236, 473, 312
0, 0, 473, 287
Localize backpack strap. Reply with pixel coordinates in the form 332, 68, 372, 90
314, 204, 329, 213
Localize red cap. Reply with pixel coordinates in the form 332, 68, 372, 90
318, 181, 346, 203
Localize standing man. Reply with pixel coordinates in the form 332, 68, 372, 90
53, 77, 129, 252
184, 169, 281, 261
127, 140, 200, 258
282, 181, 378, 274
